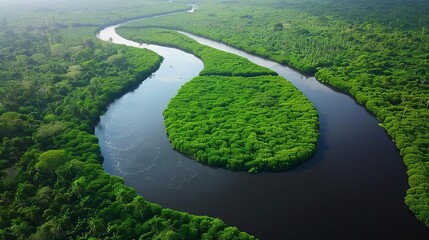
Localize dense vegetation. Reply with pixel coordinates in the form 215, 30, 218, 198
119, 28, 318, 172
0, 0, 190, 29
164, 76, 318, 172
1, 0, 428, 237
0, 1, 256, 239
118, 28, 277, 77
124, 0, 429, 227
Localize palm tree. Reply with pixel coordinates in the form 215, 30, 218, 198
114, 188, 128, 211
50, 220, 64, 238
107, 223, 123, 240
150, 216, 166, 235
10, 219, 32, 240
131, 195, 147, 219
87, 217, 104, 237
20, 205, 40, 224
32, 219, 64, 240
71, 177, 86, 199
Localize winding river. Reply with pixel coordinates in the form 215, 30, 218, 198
95, 9, 429, 240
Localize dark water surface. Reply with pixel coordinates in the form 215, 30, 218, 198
95, 20, 429, 240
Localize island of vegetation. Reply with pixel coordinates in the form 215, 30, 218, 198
118, 27, 319, 172
124, 0, 429, 228
1, 0, 428, 238
0, 0, 256, 239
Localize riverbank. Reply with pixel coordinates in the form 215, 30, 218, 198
96, 18, 429, 240
120, 0, 429, 229
117, 27, 318, 172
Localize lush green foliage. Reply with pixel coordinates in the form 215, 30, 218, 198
118, 27, 277, 77
0, 2, 256, 239
0, 0, 190, 29
164, 76, 318, 172
119, 27, 318, 172
114, 0, 429, 227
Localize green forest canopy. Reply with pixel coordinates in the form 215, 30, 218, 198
164, 75, 318, 172
0, 0, 428, 238
0, 1, 256, 239
125, 0, 429, 228
118, 27, 319, 172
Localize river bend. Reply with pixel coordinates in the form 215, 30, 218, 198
95, 12, 429, 240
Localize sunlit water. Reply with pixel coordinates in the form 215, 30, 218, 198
95, 13, 429, 240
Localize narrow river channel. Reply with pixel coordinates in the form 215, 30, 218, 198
95, 11, 429, 240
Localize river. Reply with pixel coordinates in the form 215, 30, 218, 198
95, 10, 429, 240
